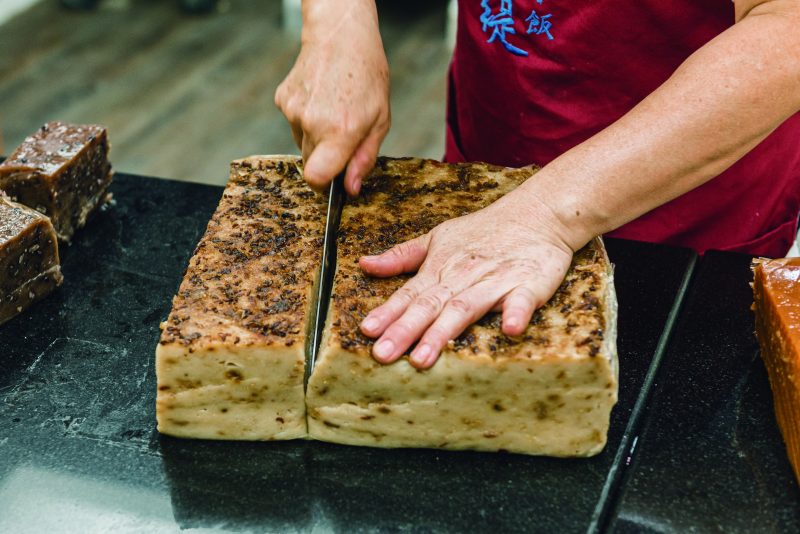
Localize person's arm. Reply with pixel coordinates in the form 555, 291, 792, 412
358, 0, 800, 368
275, 0, 389, 196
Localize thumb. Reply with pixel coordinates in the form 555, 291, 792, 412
303, 137, 360, 190
359, 234, 431, 278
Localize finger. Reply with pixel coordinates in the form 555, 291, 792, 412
370, 284, 457, 364
290, 123, 303, 151
360, 272, 435, 338
501, 285, 540, 336
359, 234, 431, 278
409, 280, 502, 369
301, 135, 315, 176
344, 126, 386, 196
304, 137, 361, 190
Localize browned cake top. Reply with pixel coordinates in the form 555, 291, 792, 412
159, 156, 326, 349
0, 193, 43, 244
1, 121, 106, 176
329, 157, 609, 361
753, 258, 800, 348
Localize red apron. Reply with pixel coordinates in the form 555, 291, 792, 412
445, 0, 800, 257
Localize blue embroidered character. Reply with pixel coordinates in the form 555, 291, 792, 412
525, 9, 554, 40
479, 0, 528, 57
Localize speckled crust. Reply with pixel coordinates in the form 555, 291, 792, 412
307, 157, 618, 457
0, 121, 113, 242
329, 158, 534, 353
752, 258, 800, 483
156, 156, 325, 440
0, 192, 63, 326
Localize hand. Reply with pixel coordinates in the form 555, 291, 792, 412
274, 0, 390, 196
358, 191, 579, 369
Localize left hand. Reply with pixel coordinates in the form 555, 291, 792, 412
358, 191, 579, 369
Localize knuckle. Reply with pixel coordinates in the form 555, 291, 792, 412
512, 285, 538, 302
393, 285, 418, 304
376, 113, 391, 133
446, 297, 473, 316
509, 287, 542, 311
413, 294, 444, 315
423, 326, 451, 345
515, 264, 543, 280
298, 115, 313, 131
340, 121, 360, 138
299, 109, 322, 130
328, 115, 360, 139
484, 261, 540, 283
355, 148, 376, 167
386, 321, 416, 340
274, 81, 286, 102
390, 241, 414, 258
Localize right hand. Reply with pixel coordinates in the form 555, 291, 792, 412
275, 0, 390, 196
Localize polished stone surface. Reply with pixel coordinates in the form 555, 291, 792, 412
610, 251, 800, 533
1, 173, 697, 532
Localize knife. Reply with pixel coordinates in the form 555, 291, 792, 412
305, 172, 345, 388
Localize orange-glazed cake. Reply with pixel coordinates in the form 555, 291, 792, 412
753, 258, 800, 482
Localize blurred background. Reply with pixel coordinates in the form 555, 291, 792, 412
0, 0, 452, 185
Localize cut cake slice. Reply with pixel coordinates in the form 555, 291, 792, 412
0, 121, 113, 242
306, 158, 618, 457
156, 156, 325, 440
0, 192, 64, 326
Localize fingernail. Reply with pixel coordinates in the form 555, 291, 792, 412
362, 255, 377, 262
353, 179, 361, 195
373, 339, 395, 360
361, 317, 380, 333
411, 344, 432, 366
424, 352, 439, 368
506, 317, 519, 330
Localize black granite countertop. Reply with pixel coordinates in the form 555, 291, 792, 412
608, 250, 800, 533
0, 173, 797, 533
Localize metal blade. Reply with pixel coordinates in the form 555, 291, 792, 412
305, 173, 345, 388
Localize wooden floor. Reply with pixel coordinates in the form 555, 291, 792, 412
0, 0, 451, 185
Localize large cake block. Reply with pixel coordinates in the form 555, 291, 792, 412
156, 156, 325, 440
0, 192, 63, 326
0, 121, 113, 241
306, 158, 618, 457
753, 258, 800, 482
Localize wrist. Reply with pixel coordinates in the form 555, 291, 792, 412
301, 0, 379, 46
513, 168, 606, 253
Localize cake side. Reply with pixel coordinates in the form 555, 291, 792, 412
307, 157, 618, 456
753, 258, 800, 482
156, 156, 324, 440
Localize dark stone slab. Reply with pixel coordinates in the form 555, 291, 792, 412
609, 250, 800, 533
0, 174, 695, 533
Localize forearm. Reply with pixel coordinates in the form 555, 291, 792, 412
301, 0, 380, 46
523, 0, 800, 250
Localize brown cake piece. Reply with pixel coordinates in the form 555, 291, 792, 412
0, 121, 113, 241
306, 158, 618, 457
752, 258, 800, 483
156, 156, 325, 440
0, 192, 63, 326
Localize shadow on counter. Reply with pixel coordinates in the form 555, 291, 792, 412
160, 431, 614, 533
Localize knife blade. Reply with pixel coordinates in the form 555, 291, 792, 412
305, 173, 345, 388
